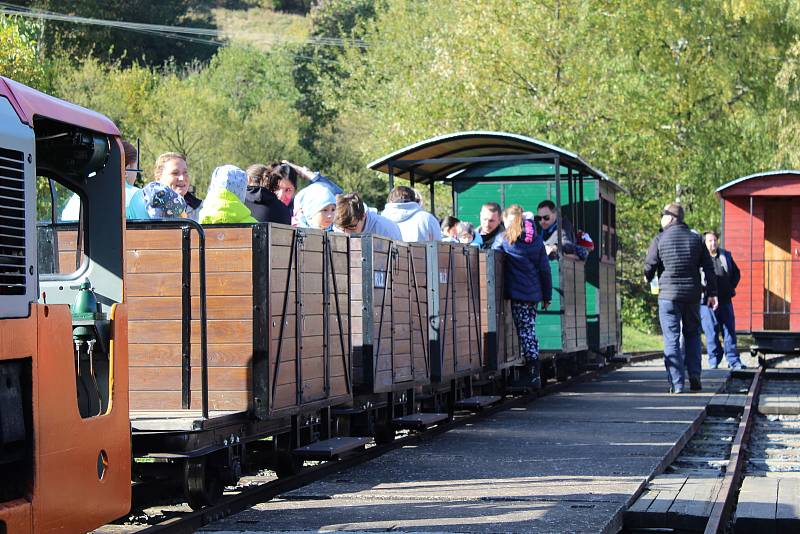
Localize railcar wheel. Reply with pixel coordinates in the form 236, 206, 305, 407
184, 457, 223, 510
274, 451, 303, 478
374, 423, 395, 445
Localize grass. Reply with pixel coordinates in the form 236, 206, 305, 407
622, 326, 663, 353
212, 3, 311, 50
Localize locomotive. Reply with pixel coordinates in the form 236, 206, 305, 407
0, 77, 622, 531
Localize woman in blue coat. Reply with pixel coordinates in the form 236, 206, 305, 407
492, 205, 553, 388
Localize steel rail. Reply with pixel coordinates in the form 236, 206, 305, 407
129, 360, 628, 534
704, 367, 764, 534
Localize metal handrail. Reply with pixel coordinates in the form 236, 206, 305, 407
126, 219, 209, 419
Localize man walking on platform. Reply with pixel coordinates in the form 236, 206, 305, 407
700, 231, 744, 370
645, 203, 718, 394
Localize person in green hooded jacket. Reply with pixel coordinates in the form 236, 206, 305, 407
198, 165, 257, 224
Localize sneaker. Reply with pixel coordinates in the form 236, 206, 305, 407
731, 363, 747, 370
689, 376, 702, 391
670, 386, 684, 394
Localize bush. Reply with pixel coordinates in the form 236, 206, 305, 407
271, 0, 314, 14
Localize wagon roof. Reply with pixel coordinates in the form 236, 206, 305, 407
367, 131, 625, 191
0, 76, 120, 136
716, 170, 800, 196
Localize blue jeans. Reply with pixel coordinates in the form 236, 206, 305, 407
658, 299, 702, 389
701, 300, 740, 368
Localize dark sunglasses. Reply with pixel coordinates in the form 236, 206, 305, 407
534, 214, 551, 222
662, 210, 678, 218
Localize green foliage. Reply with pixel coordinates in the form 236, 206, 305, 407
271, 0, 314, 14
621, 326, 663, 353
318, 0, 800, 330
54, 45, 309, 194
0, 15, 49, 88
4, 0, 217, 67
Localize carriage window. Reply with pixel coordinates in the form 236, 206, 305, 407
36, 176, 86, 275
601, 198, 616, 261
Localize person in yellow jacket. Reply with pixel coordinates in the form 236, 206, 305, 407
199, 165, 258, 224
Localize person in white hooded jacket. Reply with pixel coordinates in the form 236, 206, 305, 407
381, 186, 442, 242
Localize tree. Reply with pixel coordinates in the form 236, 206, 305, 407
0, 15, 50, 88
3, 0, 217, 67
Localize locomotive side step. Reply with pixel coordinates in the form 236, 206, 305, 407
455, 395, 502, 411
293, 437, 372, 460
393, 412, 449, 431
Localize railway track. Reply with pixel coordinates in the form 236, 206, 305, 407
626, 356, 800, 533
96, 358, 641, 534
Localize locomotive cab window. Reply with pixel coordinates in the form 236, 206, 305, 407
36, 176, 86, 276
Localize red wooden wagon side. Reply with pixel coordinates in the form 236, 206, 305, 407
717, 170, 800, 358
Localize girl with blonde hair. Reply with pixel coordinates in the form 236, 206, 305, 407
492, 205, 552, 388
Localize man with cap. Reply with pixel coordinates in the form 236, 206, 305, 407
644, 203, 718, 394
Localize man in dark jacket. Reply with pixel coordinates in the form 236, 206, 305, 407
700, 231, 744, 370
537, 200, 577, 259
644, 203, 718, 394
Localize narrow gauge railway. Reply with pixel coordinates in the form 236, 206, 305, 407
0, 78, 627, 533
99, 358, 633, 534
625, 360, 800, 533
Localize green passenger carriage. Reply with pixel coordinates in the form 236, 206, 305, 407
368, 131, 624, 375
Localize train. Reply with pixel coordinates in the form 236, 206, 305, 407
0, 77, 622, 532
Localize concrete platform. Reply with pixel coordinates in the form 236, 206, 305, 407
202, 365, 727, 533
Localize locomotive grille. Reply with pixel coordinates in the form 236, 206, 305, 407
0, 146, 27, 296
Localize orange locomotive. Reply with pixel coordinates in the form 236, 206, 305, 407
0, 77, 130, 532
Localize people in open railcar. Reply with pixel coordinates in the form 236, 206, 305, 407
440, 215, 460, 241
478, 202, 504, 249
536, 200, 577, 259
198, 165, 257, 224
295, 184, 337, 230
644, 203, 718, 394
381, 185, 442, 242
244, 164, 292, 224
61, 139, 148, 220
271, 162, 298, 208
287, 161, 343, 226
457, 221, 483, 247
151, 152, 204, 221
492, 205, 552, 389
333, 192, 402, 239
700, 230, 745, 370
140, 181, 186, 219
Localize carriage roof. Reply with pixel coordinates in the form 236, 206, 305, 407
367, 131, 625, 192
0, 75, 119, 135
716, 170, 800, 197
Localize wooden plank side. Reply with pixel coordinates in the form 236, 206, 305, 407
776, 477, 800, 530
736, 476, 778, 533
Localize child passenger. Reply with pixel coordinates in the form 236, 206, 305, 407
440, 216, 460, 242
333, 192, 402, 239
141, 181, 186, 219
198, 165, 257, 224
296, 184, 337, 230
457, 221, 483, 247
492, 205, 552, 389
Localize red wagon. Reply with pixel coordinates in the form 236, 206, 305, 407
717, 170, 800, 358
